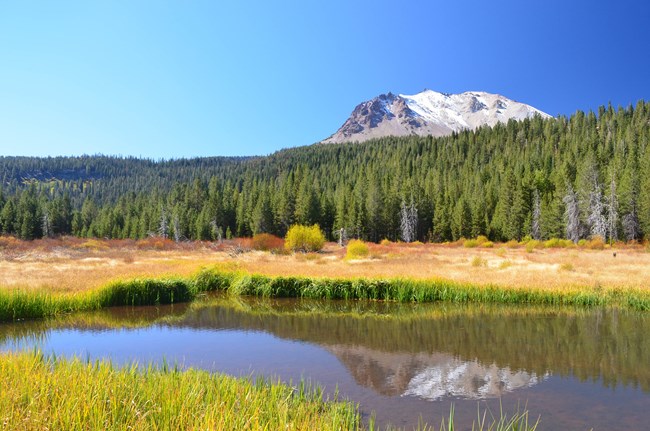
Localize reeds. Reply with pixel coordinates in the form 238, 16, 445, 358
2, 267, 650, 322
0, 350, 360, 431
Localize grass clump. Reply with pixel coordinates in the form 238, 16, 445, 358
284, 225, 325, 253
499, 260, 513, 270
4, 264, 650, 322
0, 351, 360, 431
505, 240, 520, 248
346, 239, 370, 260
586, 236, 606, 250
559, 262, 574, 272
252, 233, 285, 252
471, 256, 487, 267
525, 240, 541, 253
544, 238, 575, 248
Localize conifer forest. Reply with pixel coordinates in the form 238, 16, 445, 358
1, 101, 649, 244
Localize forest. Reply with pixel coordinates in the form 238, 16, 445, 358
1, 100, 649, 244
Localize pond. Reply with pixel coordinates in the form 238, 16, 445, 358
1, 295, 649, 430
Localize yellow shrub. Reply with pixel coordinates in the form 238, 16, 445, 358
505, 240, 519, 248
380, 238, 391, 246
587, 236, 605, 250
525, 240, 541, 253
346, 239, 369, 259
463, 239, 479, 248
284, 225, 325, 253
471, 256, 486, 267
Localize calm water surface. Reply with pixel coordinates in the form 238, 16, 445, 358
1, 296, 649, 430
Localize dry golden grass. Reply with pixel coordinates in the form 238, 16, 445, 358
1, 237, 649, 293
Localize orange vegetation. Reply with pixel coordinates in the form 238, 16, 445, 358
0, 236, 649, 293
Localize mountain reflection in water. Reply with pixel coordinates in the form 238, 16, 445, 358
329, 344, 545, 400
2, 295, 650, 430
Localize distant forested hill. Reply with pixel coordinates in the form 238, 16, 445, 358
1, 101, 649, 243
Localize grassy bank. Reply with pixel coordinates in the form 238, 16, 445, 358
2, 266, 650, 322
0, 350, 359, 431
0, 350, 543, 431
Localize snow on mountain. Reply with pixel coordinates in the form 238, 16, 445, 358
322, 89, 551, 144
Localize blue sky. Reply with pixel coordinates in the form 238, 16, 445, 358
1, 1, 648, 159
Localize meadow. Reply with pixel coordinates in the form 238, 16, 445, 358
4, 236, 641, 429
1, 236, 649, 294
1, 235, 650, 322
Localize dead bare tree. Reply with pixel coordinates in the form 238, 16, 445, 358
335, 227, 348, 247
400, 200, 418, 243
42, 211, 52, 238
210, 218, 223, 243
563, 184, 581, 243
532, 189, 541, 240
587, 180, 606, 240
606, 176, 619, 244
158, 208, 169, 239
172, 214, 181, 242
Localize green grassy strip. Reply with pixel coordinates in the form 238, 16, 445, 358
1, 267, 649, 322
0, 350, 359, 431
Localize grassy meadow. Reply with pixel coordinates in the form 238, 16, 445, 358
1, 235, 650, 321
1, 236, 650, 294
0, 350, 360, 431
2, 236, 633, 429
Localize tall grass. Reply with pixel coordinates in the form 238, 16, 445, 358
2, 266, 650, 322
0, 350, 359, 431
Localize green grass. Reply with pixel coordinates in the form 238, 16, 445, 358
0, 350, 359, 431
2, 266, 650, 322
0, 351, 544, 431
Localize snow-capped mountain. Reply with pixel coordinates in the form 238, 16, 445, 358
322, 90, 551, 144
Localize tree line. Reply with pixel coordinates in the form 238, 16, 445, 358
1, 101, 649, 243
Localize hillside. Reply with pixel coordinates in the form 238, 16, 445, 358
0, 101, 649, 243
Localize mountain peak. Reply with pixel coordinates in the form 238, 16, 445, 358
322, 90, 550, 144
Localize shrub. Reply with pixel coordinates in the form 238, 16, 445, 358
471, 256, 486, 267
560, 239, 576, 248
499, 260, 513, 269
544, 238, 561, 248
252, 233, 284, 251
587, 236, 605, 250
505, 240, 519, 248
463, 239, 479, 248
380, 238, 391, 246
545, 238, 577, 248
77, 239, 109, 250
284, 225, 325, 253
525, 240, 541, 253
346, 239, 369, 259
481, 241, 494, 248
560, 262, 574, 271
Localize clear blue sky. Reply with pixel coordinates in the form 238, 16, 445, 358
1, 1, 648, 159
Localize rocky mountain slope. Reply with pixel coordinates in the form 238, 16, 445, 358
322, 89, 551, 143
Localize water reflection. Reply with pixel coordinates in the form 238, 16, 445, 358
2, 297, 648, 397
329, 344, 545, 400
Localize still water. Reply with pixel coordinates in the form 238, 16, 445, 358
1, 296, 649, 430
